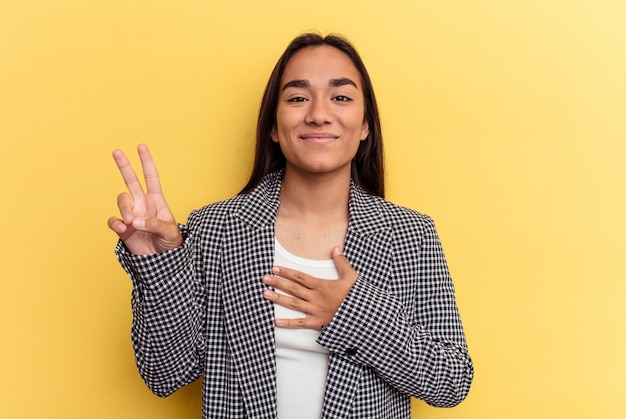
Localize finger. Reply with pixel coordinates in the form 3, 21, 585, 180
107, 216, 128, 235
137, 144, 163, 195
270, 266, 313, 288
331, 247, 358, 281
117, 193, 134, 224
263, 288, 308, 311
263, 274, 310, 300
112, 149, 145, 199
274, 317, 312, 329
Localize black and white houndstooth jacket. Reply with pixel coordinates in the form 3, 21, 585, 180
116, 170, 473, 418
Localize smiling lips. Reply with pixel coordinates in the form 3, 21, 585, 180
300, 132, 339, 144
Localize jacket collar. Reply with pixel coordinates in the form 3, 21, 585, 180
234, 170, 389, 237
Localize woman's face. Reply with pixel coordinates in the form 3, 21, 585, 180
271, 45, 369, 178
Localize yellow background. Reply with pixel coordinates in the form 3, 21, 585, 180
1, 0, 624, 417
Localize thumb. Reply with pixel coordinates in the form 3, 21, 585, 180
331, 247, 357, 281
133, 217, 182, 244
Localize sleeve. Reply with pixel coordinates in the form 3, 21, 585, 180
115, 221, 208, 397
316, 216, 474, 408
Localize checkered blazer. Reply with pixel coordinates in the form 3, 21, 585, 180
116, 171, 473, 418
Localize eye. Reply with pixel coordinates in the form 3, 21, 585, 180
333, 95, 352, 102
287, 96, 307, 103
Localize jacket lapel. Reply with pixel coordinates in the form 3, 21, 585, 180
323, 183, 394, 417
344, 181, 394, 290
221, 173, 281, 417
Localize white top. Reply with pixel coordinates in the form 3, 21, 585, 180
273, 239, 339, 419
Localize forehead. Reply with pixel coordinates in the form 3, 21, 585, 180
281, 45, 362, 87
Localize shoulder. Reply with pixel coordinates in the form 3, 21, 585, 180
352, 185, 436, 234
197, 193, 247, 215
187, 171, 281, 228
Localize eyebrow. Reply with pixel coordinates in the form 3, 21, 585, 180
281, 77, 358, 91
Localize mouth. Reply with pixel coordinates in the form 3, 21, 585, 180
300, 133, 339, 144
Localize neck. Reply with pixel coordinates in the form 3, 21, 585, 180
279, 166, 351, 217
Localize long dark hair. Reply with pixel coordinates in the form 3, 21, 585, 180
240, 33, 385, 197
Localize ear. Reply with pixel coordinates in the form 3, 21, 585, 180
270, 125, 279, 143
360, 119, 370, 141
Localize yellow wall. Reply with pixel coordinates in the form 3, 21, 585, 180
1, 0, 624, 417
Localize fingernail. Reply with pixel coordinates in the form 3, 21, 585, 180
333, 247, 343, 256
133, 218, 145, 228
272, 266, 280, 274
275, 319, 287, 327
123, 214, 133, 224
262, 275, 272, 284
263, 290, 274, 298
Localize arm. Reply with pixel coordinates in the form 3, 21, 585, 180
116, 227, 208, 397
108, 145, 206, 396
317, 217, 473, 407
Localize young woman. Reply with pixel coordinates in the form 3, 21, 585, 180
109, 33, 473, 418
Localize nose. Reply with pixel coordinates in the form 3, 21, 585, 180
305, 98, 332, 126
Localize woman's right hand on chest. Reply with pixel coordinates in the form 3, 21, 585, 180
107, 144, 183, 255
